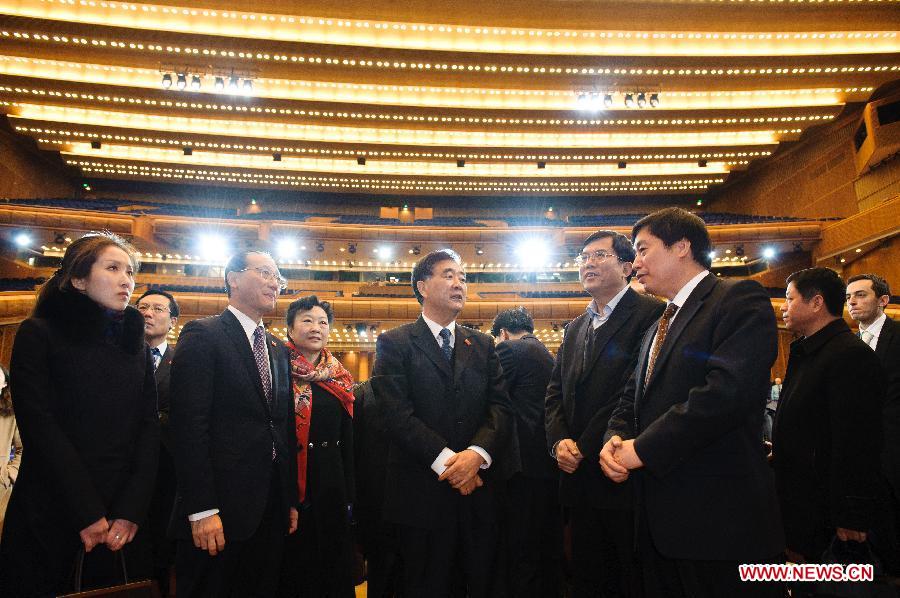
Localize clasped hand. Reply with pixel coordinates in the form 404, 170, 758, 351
79, 517, 139, 553
599, 435, 643, 483
438, 449, 485, 495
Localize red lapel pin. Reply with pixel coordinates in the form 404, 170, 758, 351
464, 338, 472, 346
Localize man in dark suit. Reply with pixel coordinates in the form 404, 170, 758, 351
370, 249, 513, 598
169, 251, 298, 597
775, 268, 885, 563
490, 306, 562, 598
136, 289, 179, 597
545, 230, 664, 598
600, 208, 784, 598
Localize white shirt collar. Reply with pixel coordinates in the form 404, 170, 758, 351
152, 340, 168, 355
588, 283, 630, 318
227, 304, 264, 344
422, 313, 456, 348
670, 270, 711, 311
860, 312, 888, 342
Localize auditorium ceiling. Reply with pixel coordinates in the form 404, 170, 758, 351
0, 0, 897, 197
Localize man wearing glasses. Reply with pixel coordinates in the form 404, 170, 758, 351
135, 289, 179, 597
169, 251, 299, 596
545, 230, 664, 597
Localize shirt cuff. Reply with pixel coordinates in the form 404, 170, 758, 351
468, 445, 492, 469
188, 509, 220, 522
431, 447, 456, 476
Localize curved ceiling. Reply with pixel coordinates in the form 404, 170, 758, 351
0, 0, 897, 197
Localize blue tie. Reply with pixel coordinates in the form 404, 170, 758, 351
439, 328, 453, 362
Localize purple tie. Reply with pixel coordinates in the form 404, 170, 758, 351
252, 326, 272, 405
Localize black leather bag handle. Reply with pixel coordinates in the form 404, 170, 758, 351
71, 547, 130, 593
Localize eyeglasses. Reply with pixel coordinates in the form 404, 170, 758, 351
239, 267, 288, 290
136, 304, 170, 314
574, 250, 625, 265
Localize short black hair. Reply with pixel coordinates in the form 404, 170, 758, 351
490, 306, 535, 337
632, 207, 712, 269
224, 250, 272, 297
847, 273, 891, 299
136, 289, 180, 318
286, 295, 334, 328
581, 229, 637, 281
411, 249, 462, 305
786, 267, 846, 317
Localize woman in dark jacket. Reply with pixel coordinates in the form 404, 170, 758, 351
278, 295, 356, 598
0, 232, 159, 597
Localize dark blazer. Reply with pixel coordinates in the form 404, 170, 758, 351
0, 287, 159, 595
155, 344, 174, 452
168, 309, 297, 542
370, 317, 513, 530
773, 319, 885, 559
546, 287, 664, 509
876, 317, 900, 498
606, 275, 784, 561
495, 334, 555, 480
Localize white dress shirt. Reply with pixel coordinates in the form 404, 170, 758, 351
587, 283, 630, 330
859, 312, 887, 351
646, 270, 711, 374
189, 306, 270, 523
420, 314, 492, 475
151, 340, 168, 369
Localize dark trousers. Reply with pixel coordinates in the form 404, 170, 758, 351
365, 520, 402, 598
175, 467, 286, 598
637, 511, 783, 598
396, 497, 498, 598
498, 474, 563, 598
570, 506, 639, 598
149, 445, 177, 596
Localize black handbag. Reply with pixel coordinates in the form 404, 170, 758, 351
60, 547, 156, 598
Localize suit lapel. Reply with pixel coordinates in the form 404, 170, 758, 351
876, 318, 897, 361
580, 288, 638, 382
644, 274, 717, 393
155, 345, 173, 383
220, 309, 271, 416
410, 316, 453, 379
454, 324, 473, 384
634, 325, 656, 403
266, 332, 284, 411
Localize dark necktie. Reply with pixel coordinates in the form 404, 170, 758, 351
646, 303, 679, 382
252, 326, 273, 405
151, 347, 162, 371
439, 328, 453, 362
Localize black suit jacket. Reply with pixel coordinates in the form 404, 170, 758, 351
876, 317, 900, 498
495, 334, 555, 480
370, 317, 513, 530
155, 344, 174, 453
545, 288, 665, 509
606, 275, 784, 561
773, 319, 885, 559
168, 309, 297, 542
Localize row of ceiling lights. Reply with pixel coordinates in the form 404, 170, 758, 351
577, 92, 660, 110
161, 72, 253, 94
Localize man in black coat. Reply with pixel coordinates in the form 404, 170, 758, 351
169, 251, 298, 597
545, 230, 664, 598
136, 289, 179, 597
775, 268, 885, 563
491, 306, 562, 598
600, 208, 784, 598
370, 249, 513, 598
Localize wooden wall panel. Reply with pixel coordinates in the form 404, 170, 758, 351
0, 126, 74, 200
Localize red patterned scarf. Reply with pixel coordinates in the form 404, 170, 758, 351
286, 342, 355, 502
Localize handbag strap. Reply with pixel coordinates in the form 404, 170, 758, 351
71, 546, 130, 592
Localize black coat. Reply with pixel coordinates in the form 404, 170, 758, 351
606, 275, 785, 561
876, 317, 900, 499
772, 318, 885, 559
370, 317, 513, 530
155, 344, 173, 453
545, 288, 664, 509
495, 334, 556, 480
0, 287, 159, 595
168, 309, 297, 542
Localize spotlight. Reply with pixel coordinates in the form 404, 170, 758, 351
90, 140, 101, 149
618, 161, 626, 169
183, 147, 192, 156
698, 159, 708, 168
197, 233, 229, 261
190, 75, 201, 90
242, 79, 253, 94
53, 233, 66, 244
411, 245, 421, 256
457, 159, 465, 168
649, 93, 659, 107
515, 238, 549, 270
587, 92, 603, 111
603, 93, 614, 108
13, 232, 31, 248
315, 241, 325, 253
624, 93, 635, 108
273, 152, 282, 162
576, 92, 588, 109
357, 156, 366, 166
735, 244, 745, 257
348, 243, 357, 254
375, 246, 393, 259
276, 238, 298, 260
161, 73, 172, 89
228, 76, 239, 92
637, 92, 647, 108
175, 73, 187, 90
475, 245, 484, 256
762, 247, 776, 260
537, 161, 546, 169
214, 77, 225, 91
793, 242, 803, 252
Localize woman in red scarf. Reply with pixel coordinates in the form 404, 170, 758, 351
277, 296, 356, 598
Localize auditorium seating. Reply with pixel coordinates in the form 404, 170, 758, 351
0, 277, 45, 291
